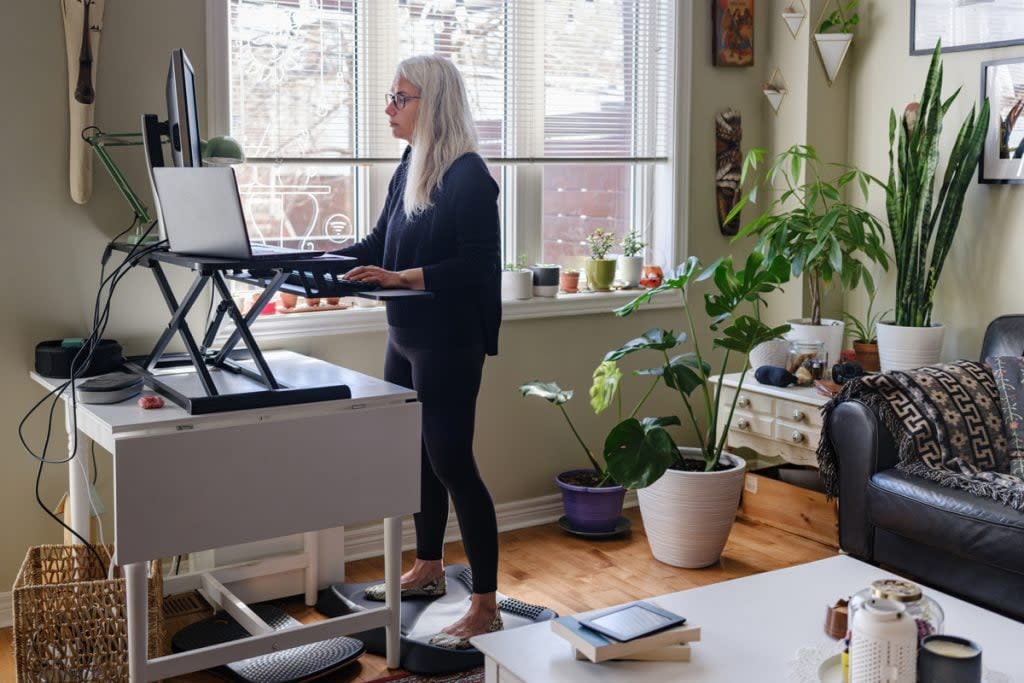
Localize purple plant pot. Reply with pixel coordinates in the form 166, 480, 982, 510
556, 469, 626, 533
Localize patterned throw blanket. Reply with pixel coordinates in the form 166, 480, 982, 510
817, 360, 1024, 511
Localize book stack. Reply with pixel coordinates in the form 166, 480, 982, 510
551, 615, 702, 663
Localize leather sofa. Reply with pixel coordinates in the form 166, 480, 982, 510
827, 315, 1024, 622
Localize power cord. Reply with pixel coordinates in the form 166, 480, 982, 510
19, 220, 167, 575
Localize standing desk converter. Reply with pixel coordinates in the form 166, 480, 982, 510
31, 351, 421, 681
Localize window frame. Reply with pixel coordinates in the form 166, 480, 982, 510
204, 0, 688, 338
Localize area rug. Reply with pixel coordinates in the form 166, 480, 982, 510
366, 668, 484, 683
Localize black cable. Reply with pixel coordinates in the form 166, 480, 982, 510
90, 441, 97, 486
19, 222, 166, 575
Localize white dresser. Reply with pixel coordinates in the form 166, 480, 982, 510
710, 372, 830, 467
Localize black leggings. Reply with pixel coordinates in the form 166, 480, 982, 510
384, 333, 498, 594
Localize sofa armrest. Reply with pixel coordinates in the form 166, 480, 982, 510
827, 400, 899, 559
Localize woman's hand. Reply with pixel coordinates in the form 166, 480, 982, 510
344, 265, 403, 288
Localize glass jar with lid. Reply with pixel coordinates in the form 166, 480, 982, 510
787, 340, 828, 380
849, 579, 944, 642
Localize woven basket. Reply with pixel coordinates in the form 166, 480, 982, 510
12, 544, 163, 682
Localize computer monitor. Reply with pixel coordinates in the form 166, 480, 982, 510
166, 48, 201, 167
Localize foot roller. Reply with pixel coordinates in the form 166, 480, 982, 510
317, 564, 557, 675
171, 603, 364, 682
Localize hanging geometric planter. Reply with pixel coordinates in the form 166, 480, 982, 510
762, 67, 787, 115
814, 32, 853, 85
781, 1, 806, 38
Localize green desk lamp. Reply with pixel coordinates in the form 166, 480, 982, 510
83, 127, 246, 243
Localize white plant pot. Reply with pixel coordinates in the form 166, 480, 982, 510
637, 449, 746, 568
501, 270, 533, 300
814, 33, 852, 84
749, 339, 791, 371
876, 322, 945, 372
616, 255, 644, 288
782, 11, 805, 38
763, 88, 785, 113
787, 318, 845, 369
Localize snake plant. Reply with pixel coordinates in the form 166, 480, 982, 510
886, 41, 989, 327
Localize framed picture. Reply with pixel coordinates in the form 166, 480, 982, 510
911, 0, 1024, 55
713, 0, 754, 67
980, 57, 1024, 184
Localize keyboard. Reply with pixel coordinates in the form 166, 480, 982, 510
284, 270, 380, 293
335, 278, 380, 292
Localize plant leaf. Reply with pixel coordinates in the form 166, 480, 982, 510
604, 418, 678, 489
589, 361, 622, 414
519, 381, 573, 405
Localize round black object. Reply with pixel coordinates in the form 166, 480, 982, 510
35, 339, 125, 379
832, 360, 865, 384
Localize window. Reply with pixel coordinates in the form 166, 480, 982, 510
210, 0, 676, 310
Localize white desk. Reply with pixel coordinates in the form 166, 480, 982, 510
471, 555, 1024, 682
31, 350, 421, 682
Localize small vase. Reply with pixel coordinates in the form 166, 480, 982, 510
585, 258, 617, 292
501, 270, 533, 300
560, 271, 580, 294
640, 264, 664, 288
616, 255, 644, 288
853, 341, 880, 373
530, 265, 560, 297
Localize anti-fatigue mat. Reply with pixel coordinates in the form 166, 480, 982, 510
317, 564, 557, 675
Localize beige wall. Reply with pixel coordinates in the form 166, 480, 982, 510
0, 1, 773, 588
846, 2, 1024, 359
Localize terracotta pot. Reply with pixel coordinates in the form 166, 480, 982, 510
853, 341, 880, 373
304, 297, 321, 307
560, 271, 580, 293
640, 264, 663, 288
279, 293, 298, 309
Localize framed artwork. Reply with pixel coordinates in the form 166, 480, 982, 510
980, 57, 1024, 184
911, 0, 1024, 55
713, 0, 754, 67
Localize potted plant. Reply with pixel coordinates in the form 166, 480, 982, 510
617, 230, 645, 288
725, 143, 889, 368
501, 254, 532, 301
782, 2, 806, 38
879, 42, 989, 371
560, 267, 581, 294
599, 252, 791, 567
814, 0, 858, 84
519, 378, 628, 534
843, 283, 888, 372
584, 227, 616, 292
529, 263, 560, 298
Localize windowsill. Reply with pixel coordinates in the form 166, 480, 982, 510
217, 289, 679, 344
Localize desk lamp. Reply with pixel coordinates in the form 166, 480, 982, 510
84, 127, 246, 243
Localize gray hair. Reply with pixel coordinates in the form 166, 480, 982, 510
395, 55, 479, 218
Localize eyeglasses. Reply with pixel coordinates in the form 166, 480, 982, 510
385, 92, 421, 110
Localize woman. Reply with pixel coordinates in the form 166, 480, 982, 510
338, 54, 502, 648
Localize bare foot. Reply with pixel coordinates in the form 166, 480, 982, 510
441, 593, 499, 638
400, 558, 444, 589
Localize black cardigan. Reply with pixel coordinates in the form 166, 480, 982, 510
338, 147, 502, 355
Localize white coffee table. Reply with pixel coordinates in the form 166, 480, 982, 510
471, 555, 1024, 682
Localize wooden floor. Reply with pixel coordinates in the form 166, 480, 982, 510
0, 508, 835, 682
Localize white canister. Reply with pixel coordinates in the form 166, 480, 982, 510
850, 598, 917, 683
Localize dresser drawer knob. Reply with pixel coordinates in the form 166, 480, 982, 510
791, 431, 804, 443
736, 418, 750, 430
737, 396, 750, 408
792, 409, 806, 422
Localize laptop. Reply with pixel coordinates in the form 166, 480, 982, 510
151, 166, 324, 261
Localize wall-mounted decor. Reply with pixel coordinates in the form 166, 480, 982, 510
813, 0, 857, 86
762, 67, 787, 114
713, 0, 754, 67
912, 0, 1024, 55
62, 0, 106, 204
782, 1, 806, 38
981, 57, 1024, 184
715, 109, 743, 236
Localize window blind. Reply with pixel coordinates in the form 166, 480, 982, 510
228, 0, 673, 164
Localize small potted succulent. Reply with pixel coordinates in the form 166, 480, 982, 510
585, 228, 617, 292
501, 254, 532, 300
617, 230, 645, 288
814, 0, 858, 83
560, 267, 581, 294
529, 263, 560, 298
844, 284, 888, 372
